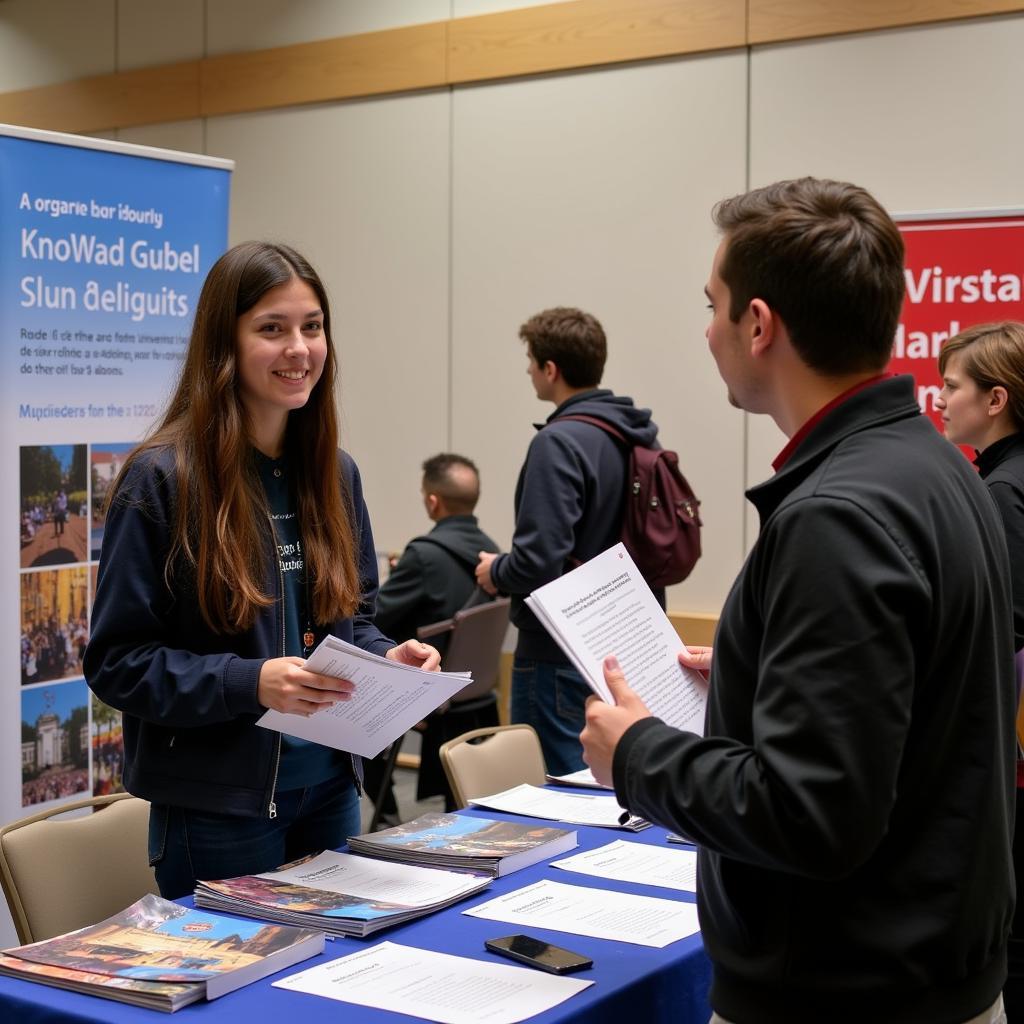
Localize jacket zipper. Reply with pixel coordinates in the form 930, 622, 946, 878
266, 519, 284, 820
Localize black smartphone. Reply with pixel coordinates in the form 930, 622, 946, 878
484, 934, 593, 974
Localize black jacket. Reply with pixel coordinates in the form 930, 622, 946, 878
84, 448, 393, 818
977, 432, 1024, 651
614, 376, 1016, 1023
490, 389, 659, 661
374, 514, 500, 656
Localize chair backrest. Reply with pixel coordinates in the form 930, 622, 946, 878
439, 724, 547, 808
420, 597, 511, 704
0, 792, 156, 943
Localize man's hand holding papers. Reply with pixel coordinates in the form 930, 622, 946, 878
581, 655, 654, 787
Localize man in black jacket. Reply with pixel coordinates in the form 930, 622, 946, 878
476, 307, 660, 775
582, 178, 1016, 1024
375, 453, 499, 657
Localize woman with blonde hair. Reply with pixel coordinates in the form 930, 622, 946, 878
938, 320, 1024, 1020
86, 241, 438, 898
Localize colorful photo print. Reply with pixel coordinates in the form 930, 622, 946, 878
20, 567, 89, 685
20, 444, 89, 568
91, 693, 125, 797
90, 442, 136, 560
22, 679, 90, 808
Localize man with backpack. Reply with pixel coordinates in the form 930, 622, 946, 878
476, 307, 674, 775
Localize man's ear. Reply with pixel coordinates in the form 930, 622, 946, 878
748, 298, 776, 358
542, 359, 560, 384
424, 492, 441, 517
989, 385, 1010, 418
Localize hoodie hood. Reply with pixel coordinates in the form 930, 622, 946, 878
542, 388, 659, 448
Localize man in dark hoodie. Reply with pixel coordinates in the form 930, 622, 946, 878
476, 307, 659, 775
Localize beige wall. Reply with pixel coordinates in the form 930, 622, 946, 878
4, 0, 1022, 617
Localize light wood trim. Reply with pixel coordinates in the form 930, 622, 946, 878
669, 611, 719, 647
447, 0, 744, 84
749, 0, 1024, 45
0, 61, 200, 134
200, 21, 448, 118
1, 1, 1022, 145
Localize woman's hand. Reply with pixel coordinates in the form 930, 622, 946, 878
257, 656, 356, 716
386, 640, 441, 672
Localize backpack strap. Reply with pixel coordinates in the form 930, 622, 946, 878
554, 413, 628, 446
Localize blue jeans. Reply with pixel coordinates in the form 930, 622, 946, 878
148, 774, 361, 899
510, 657, 591, 776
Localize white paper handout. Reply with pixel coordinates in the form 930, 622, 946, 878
272, 940, 592, 1024
551, 839, 698, 892
256, 849, 490, 906
525, 543, 707, 733
257, 635, 472, 757
546, 767, 612, 791
467, 784, 648, 831
463, 879, 699, 948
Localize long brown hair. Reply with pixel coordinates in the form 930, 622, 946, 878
112, 241, 360, 632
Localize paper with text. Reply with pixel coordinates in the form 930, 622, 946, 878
546, 767, 612, 791
257, 635, 471, 757
272, 940, 592, 1024
467, 784, 647, 831
256, 850, 488, 906
526, 544, 707, 733
463, 879, 699, 948
552, 840, 697, 892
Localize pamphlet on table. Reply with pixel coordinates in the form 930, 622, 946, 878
525, 544, 708, 733
195, 849, 492, 938
551, 839, 698, 892
257, 634, 473, 757
463, 878, 700, 947
346, 811, 577, 876
0, 894, 323, 1011
546, 767, 612, 790
273, 940, 593, 1024
467, 783, 649, 831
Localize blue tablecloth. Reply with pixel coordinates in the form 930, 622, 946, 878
0, 807, 711, 1023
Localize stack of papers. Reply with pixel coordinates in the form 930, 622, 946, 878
546, 767, 612, 791
256, 635, 475, 757
347, 811, 577, 877
195, 850, 492, 938
0, 894, 323, 1012
467, 784, 649, 832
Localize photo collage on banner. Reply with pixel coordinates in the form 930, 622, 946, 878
1, 127, 231, 818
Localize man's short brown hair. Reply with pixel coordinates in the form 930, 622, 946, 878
713, 177, 905, 375
519, 307, 607, 388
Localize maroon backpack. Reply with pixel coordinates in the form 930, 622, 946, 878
557, 414, 702, 587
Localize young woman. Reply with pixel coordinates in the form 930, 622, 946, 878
937, 320, 1024, 1021
85, 242, 438, 899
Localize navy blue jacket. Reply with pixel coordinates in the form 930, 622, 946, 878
84, 448, 393, 818
614, 377, 1015, 1023
490, 389, 659, 661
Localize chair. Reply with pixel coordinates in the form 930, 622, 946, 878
0, 792, 156, 943
439, 723, 547, 809
367, 598, 511, 830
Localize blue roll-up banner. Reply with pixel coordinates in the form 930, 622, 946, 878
1, 125, 231, 886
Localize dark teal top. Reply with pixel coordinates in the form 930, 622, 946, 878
255, 451, 347, 791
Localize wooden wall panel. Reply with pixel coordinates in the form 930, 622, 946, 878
1, 0, 1022, 132
749, 0, 1024, 45
200, 22, 448, 117
0, 61, 200, 134
447, 0, 744, 83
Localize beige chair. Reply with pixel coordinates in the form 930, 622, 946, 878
439, 723, 547, 809
0, 792, 156, 943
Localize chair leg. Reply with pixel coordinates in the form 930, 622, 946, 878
367, 735, 404, 832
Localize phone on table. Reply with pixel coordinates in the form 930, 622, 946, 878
484, 934, 593, 974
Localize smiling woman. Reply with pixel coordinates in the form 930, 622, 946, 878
83, 241, 441, 900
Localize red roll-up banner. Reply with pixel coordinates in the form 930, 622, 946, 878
890, 210, 1024, 435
